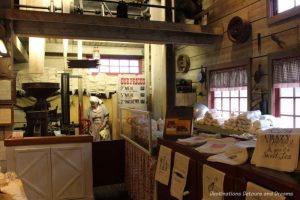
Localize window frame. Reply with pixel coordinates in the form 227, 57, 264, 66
269, 49, 300, 128
208, 61, 251, 117
268, 48, 300, 115
210, 89, 248, 118
274, 87, 300, 128
267, 0, 300, 25
90, 55, 143, 75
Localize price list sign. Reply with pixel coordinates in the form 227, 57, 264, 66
118, 75, 147, 110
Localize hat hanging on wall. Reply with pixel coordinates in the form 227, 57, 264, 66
227, 16, 252, 44
177, 54, 190, 73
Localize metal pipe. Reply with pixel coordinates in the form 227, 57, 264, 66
103, 2, 113, 17
61, 73, 70, 135
15, 4, 140, 17
87, 0, 176, 10
83, 9, 140, 16
14, 4, 62, 10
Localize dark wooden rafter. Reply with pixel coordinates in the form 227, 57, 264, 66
0, 9, 223, 45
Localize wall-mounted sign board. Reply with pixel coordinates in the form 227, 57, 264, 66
0, 105, 13, 126
0, 76, 16, 104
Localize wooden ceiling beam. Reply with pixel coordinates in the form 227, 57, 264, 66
1, 9, 223, 45
12, 36, 29, 63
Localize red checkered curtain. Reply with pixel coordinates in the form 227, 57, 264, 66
210, 66, 247, 91
273, 56, 300, 88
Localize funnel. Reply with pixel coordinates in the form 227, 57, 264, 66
22, 82, 59, 110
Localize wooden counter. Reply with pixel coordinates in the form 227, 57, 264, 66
5, 135, 94, 200
4, 135, 93, 146
157, 138, 300, 200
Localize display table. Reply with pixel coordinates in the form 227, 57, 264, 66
4, 135, 94, 200
157, 138, 300, 200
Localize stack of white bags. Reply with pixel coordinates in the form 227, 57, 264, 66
203, 110, 225, 127
236, 110, 261, 132
195, 109, 280, 134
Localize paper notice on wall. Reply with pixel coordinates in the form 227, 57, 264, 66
0, 80, 11, 101
170, 152, 190, 200
251, 128, 300, 172
118, 74, 147, 110
246, 182, 286, 200
155, 145, 172, 185
0, 108, 12, 124
202, 164, 225, 200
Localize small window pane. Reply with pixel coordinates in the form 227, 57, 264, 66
240, 98, 247, 112
231, 90, 238, 97
120, 60, 129, 67
278, 0, 294, 13
222, 91, 229, 97
296, 99, 300, 115
240, 90, 247, 97
130, 60, 139, 67
214, 91, 221, 97
280, 88, 293, 97
99, 66, 109, 73
110, 59, 119, 67
222, 112, 230, 119
222, 98, 229, 111
297, 0, 300, 6
89, 68, 99, 73
296, 117, 300, 128
280, 116, 294, 128
100, 59, 109, 66
120, 66, 129, 73
280, 99, 294, 115
110, 66, 119, 73
231, 98, 239, 111
214, 98, 221, 110
295, 87, 300, 97
130, 67, 139, 73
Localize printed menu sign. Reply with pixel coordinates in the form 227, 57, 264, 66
118, 75, 146, 110
155, 145, 172, 185
251, 128, 300, 172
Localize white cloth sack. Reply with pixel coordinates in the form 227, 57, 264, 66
195, 137, 237, 154
251, 128, 300, 172
207, 145, 248, 165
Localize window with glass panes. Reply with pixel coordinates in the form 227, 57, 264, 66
209, 66, 248, 119
90, 58, 141, 74
274, 87, 300, 128
211, 89, 248, 119
272, 54, 300, 128
272, 0, 300, 15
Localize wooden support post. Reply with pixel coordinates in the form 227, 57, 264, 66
166, 44, 176, 108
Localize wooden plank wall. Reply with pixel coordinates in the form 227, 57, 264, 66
176, 0, 300, 112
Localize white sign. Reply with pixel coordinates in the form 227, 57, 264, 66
118, 75, 146, 110
202, 164, 225, 200
155, 145, 172, 185
170, 152, 190, 200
